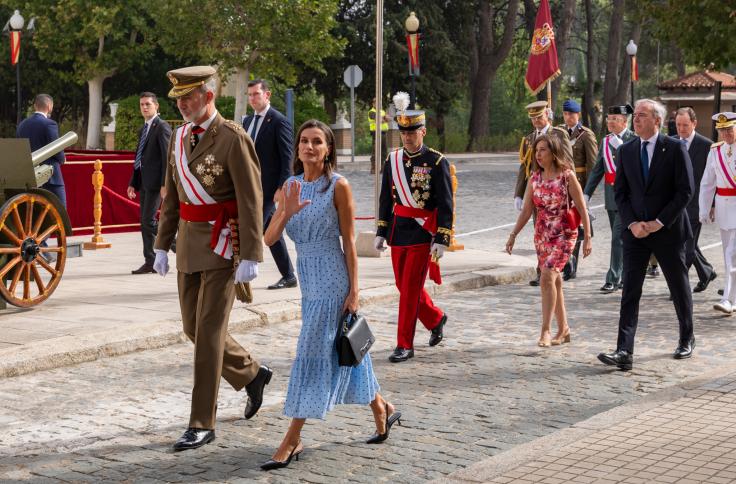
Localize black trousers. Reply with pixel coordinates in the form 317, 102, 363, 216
685, 219, 714, 283
264, 201, 294, 279
616, 236, 693, 353
139, 188, 161, 265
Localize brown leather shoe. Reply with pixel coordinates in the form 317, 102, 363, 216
132, 263, 156, 274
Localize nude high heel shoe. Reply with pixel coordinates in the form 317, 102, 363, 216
551, 328, 571, 345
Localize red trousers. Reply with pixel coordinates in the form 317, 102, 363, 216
391, 244, 444, 349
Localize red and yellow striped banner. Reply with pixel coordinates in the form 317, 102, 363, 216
631, 55, 639, 81
10, 31, 20, 66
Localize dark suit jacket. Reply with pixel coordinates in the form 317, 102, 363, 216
614, 133, 694, 245
673, 132, 711, 222
242, 106, 293, 204
129, 116, 172, 191
16, 112, 65, 186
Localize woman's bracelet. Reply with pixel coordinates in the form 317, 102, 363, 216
509, 231, 517, 238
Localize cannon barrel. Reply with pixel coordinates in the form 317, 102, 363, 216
31, 131, 78, 167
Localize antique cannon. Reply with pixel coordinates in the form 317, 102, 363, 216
0, 132, 77, 308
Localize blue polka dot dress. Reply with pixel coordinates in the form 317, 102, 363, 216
282, 173, 380, 419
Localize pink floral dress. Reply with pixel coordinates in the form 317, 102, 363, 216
531, 170, 578, 272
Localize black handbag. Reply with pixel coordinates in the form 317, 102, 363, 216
336, 312, 375, 367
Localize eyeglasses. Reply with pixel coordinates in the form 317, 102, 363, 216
632, 113, 651, 119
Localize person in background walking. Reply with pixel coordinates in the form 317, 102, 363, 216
506, 134, 592, 347
262, 120, 400, 470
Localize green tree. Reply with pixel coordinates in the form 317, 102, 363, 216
151, 0, 343, 122
10, 0, 155, 148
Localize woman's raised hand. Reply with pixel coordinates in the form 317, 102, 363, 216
283, 180, 311, 218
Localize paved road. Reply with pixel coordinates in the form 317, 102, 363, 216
1, 159, 731, 482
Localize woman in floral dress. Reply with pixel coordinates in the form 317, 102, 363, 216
506, 134, 592, 347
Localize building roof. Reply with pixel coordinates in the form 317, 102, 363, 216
658, 70, 736, 91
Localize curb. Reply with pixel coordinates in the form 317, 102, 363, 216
0, 265, 535, 379
436, 361, 736, 483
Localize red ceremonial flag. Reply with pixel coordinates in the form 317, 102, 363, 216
10, 31, 21, 66
524, 0, 561, 95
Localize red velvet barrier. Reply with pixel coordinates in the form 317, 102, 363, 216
60, 150, 141, 236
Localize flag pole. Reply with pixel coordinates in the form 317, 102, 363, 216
546, 80, 552, 108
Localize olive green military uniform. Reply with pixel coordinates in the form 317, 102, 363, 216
515, 125, 572, 198
155, 80, 264, 429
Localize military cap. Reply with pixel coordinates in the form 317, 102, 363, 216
396, 109, 426, 131
167, 65, 217, 98
562, 99, 581, 113
608, 104, 634, 115
526, 100, 548, 118
713, 112, 736, 129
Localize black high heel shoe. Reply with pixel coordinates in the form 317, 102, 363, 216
366, 403, 402, 444
260, 441, 303, 471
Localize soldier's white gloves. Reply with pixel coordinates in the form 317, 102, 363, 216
514, 197, 523, 211
431, 243, 446, 260
235, 260, 258, 283
153, 249, 169, 277
374, 236, 387, 252
584, 194, 591, 204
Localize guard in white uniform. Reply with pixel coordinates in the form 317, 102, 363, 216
699, 112, 736, 314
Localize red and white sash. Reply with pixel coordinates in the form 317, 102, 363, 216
389, 149, 427, 227
603, 134, 623, 185
716, 145, 736, 191
173, 123, 233, 259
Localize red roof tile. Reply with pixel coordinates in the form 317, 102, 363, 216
658, 70, 736, 90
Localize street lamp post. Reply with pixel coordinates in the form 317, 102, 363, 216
626, 39, 638, 109
4, 10, 34, 124
405, 11, 420, 109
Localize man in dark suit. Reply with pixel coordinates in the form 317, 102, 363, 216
17, 94, 66, 206
598, 99, 695, 370
243, 79, 296, 289
674, 107, 716, 292
127, 92, 172, 274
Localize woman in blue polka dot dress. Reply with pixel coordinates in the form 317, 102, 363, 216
261, 120, 401, 470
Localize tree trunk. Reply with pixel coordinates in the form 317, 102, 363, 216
324, 97, 337, 124
436, 112, 446, 152
602, 0, 625, 110
583, 0, 599, 133
233, 67, 250, 122
86, 75, 106, 149
615, 22, 641, 105
467, 0, 520, 150
550, 0, 576, 112
672, 43, 686, 77
523, 0, 537, 39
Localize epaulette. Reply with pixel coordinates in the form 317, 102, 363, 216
551, 125, 568, 134
711, 141, 725, 149
223, 119, 246, 135
428, 147, 446, 165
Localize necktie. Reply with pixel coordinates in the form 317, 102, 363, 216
191, 125, 205, 150
134, 123, 149, 170
568, 128, 574, 137
641, 141, 650, 181
250, 114, 262, 142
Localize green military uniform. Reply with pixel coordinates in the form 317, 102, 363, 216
155, 66, 264, 430
584, 105, 636, 290
515, 124, 572, 198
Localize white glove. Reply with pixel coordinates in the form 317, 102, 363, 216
584, 194, 591, 204
431, 243, 446, 260
514, 197, 523, 211
374, 236, 387, 252
235, 260, 258, 283
153, 249, 169, 276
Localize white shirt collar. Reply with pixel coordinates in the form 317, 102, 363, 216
197, 110, 218, 132
684, 130, 695, 148
254, 103, 270, 117
643, 132, 659, 145
613, 128, 627, 138
34, 111, 48, 118
537, 124, 550, 136
144, 113, 158, 127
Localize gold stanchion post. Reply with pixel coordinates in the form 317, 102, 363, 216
83, 159, 112, 249
447, 163, 464, 252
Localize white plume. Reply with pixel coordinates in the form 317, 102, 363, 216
393, 92, 410, 112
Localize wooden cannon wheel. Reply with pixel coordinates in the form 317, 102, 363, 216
0, 193, 66, 307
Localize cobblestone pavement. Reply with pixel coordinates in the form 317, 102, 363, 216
2, 160, 732, 482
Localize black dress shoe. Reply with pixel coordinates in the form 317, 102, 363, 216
647, 265, 660, 277
718, 289, 724, 296
597, 349, 633, 370
261, 441, 303, 471
600, 282, 616, 293
429, 314, 447, 347
388, 347, 414, 363
173, 428, 215, 451
617, 282, 624, 290
693, 272, 717, 293
529, 275, 540, 286
366, 403, 402, 444
673, 337, 695, 360
244, 365, 273, 419
267, 276, 297, 290
131, 263, 156, 275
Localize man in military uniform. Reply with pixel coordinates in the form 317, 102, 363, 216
560, 99, 598, 280
698, 112, 736, 314
153, 66, 272, 451
584, 104, 636, 292
515, 100, 572, 286
374, 107, 453, 363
